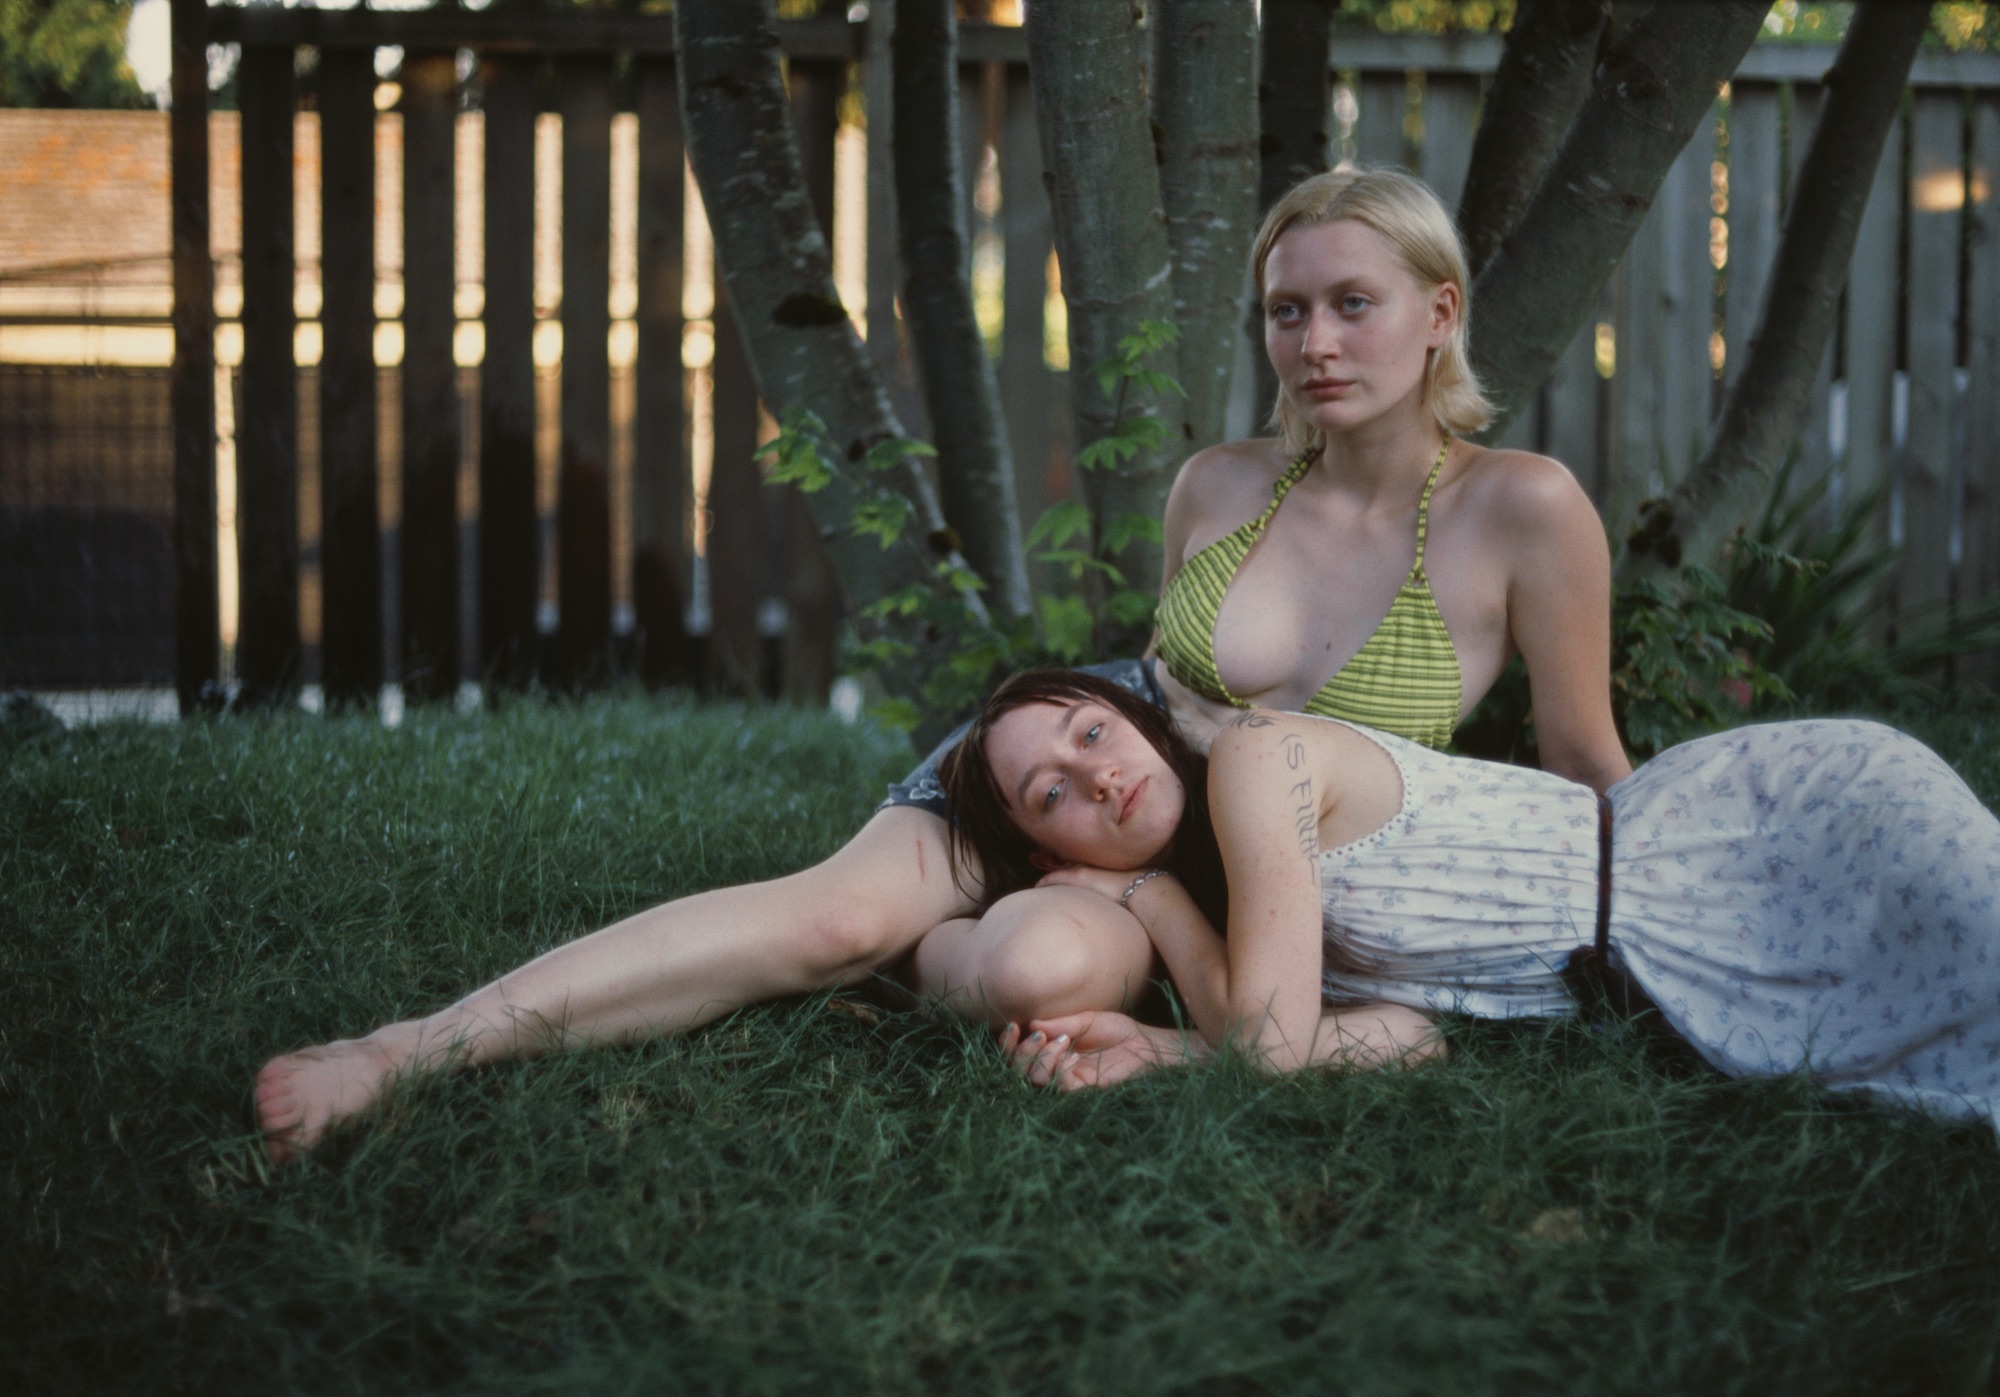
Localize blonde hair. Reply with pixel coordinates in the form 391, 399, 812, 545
1252, 166, 1493, 456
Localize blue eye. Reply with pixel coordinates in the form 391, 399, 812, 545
1084, 723, 1103, 746
1341, 294, 1370, 314
1042, 782, 1062, 810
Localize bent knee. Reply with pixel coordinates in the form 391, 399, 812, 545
971, 889, 1154, 1023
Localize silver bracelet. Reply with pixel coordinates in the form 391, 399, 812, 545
1119, 868, 1171, 909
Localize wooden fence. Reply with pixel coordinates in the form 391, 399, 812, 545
151, 6, 2000, 710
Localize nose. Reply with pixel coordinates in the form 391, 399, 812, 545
1301, 306, 1340, 363
1089, 757, 1121, 801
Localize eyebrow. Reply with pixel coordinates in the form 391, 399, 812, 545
1011, 702, 1087, 811
1264, 275, 1379, 305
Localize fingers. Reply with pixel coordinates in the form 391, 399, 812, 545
999, 1021, 1073, 1087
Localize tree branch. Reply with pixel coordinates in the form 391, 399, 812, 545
1153, 0, 1259, 456
1026, 0, 1183, 626
1468, 0, 1767, 436
1455, 0, 1611, 278
1620, 0, 1930, 582
892, 0, 1032, 621
674, 0, 975, 691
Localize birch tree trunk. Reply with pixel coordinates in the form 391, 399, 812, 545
674, 0, 973, 699
1468, 0, 1766, 435
1152, 0, 1259, 455
1026, 0, 1183, 636
892, 0, 1032, 622
1455, 0, 1610, 278
1247, 0, 1336, 428
1620, 0, 1930, 582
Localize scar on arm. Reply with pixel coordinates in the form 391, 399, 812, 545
915, 836, 926, 882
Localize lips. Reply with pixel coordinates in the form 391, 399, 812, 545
1118, 777, 1146, 825
1301, 378, 1355, 397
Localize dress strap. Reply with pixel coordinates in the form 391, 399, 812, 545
1410, 437, 1451, 573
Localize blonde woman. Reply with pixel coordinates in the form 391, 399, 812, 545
256, 168, 1629, 1160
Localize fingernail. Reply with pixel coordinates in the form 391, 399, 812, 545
1054, 1035, 1070, 1047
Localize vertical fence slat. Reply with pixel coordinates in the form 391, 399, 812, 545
556, 57, 614, 687
1904, 89, 1963, 617
237, 43, 299, 700
1543, 313, 1601, 494
1722, 82, 1781, 392
864, 0, 922, 436
1843, 108, 1902, 522
318, 45, 382, 705
1968, 94, 2000, 681
479, 55, 539, 689
633, 55, 695, 689
1419, 74, 1477, 215
1356, 71, 1405, 169
1659, 106, 1719, 487
1610, 194, 1665, 526
170, 0, 217, 712
400, 48, 460, 701
781, 58, 844, 703
1787, 83, 1838, 504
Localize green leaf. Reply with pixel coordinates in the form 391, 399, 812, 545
1101, 512, 1163, 557
864, 437, 939, 473
1025, 500, 1093, 552
850, 494, 915, 549
860, 584, 932, 621
1105, 589, 1157, 627
1039, 593, 1095, 663
866, 698, 923, 735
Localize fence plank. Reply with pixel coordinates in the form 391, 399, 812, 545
1610, 194, 1664, 529
318, 45, 382, 705
1722, 81, 1781, 395
863, 0, 923, 436
1657, 108, 1720, 489
632, 55, 695, 689
1843, 108, 1901, 524
479, 56, 539, 689
781, 58, 844, 703
1903, 89, 1963, 618
1418, 73, 1477, 214
399, 48, 460, 701
1969, 96, 2000, 628
237, 43, 300, 700
1000, 61, 1062, 584
1543, 307, 1602, 501
170, 0, 218, 711
556, 56, 614, 687
1356, 71, 1406, 169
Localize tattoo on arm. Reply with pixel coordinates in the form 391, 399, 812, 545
1229, 711, 1275, 730
1284, 736, 1317, 859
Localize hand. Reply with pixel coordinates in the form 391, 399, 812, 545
999, 1011, 1203, 1091
1034, 862, 1153, 905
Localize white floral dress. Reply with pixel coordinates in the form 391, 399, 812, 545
1317, 718, 2000, 1131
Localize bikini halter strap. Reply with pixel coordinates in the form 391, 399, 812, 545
1411, 436, 1452, 573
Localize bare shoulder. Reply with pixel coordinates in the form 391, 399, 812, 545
1167, 437, 1294, 518
1209, 708, 1350, 766
1450, 446, 1605, 549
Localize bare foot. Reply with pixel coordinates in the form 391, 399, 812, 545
254, 1036, 408, 1163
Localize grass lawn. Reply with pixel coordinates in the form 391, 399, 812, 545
6, 693, 2000, 1395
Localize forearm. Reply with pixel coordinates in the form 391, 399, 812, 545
1121, 875, 1233, 1040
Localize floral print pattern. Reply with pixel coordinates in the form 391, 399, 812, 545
1318, 719, 2000, 1132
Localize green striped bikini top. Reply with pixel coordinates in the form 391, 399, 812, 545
1154, 439, 1463, 749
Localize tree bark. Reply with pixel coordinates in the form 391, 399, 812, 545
1247, 0, 1335, 429
1026, 0, 1182, 618
1619, 0, 1930, 583
1153, 0, 1259, 456
674, 0, 973, 700
1468, 0, 1766, 437
1455, 0, 1610, 278
892, 0, 1032, 622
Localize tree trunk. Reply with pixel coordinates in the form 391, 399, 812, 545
674, 0, 975, 704
892, 0, 1032, 622
1620, 1, 1930, 583
1025, 0, 1182, 629
1247, 0, 1335, 430
1468, 0, 1766, 437
1153, 0, 1259, 456
1455, 0, 1610, 278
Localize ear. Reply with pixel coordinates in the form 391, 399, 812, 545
1027, 849, 1066, 873
1428, 281, 1460, 346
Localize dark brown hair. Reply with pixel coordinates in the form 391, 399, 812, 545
937, 670, 1227, 930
